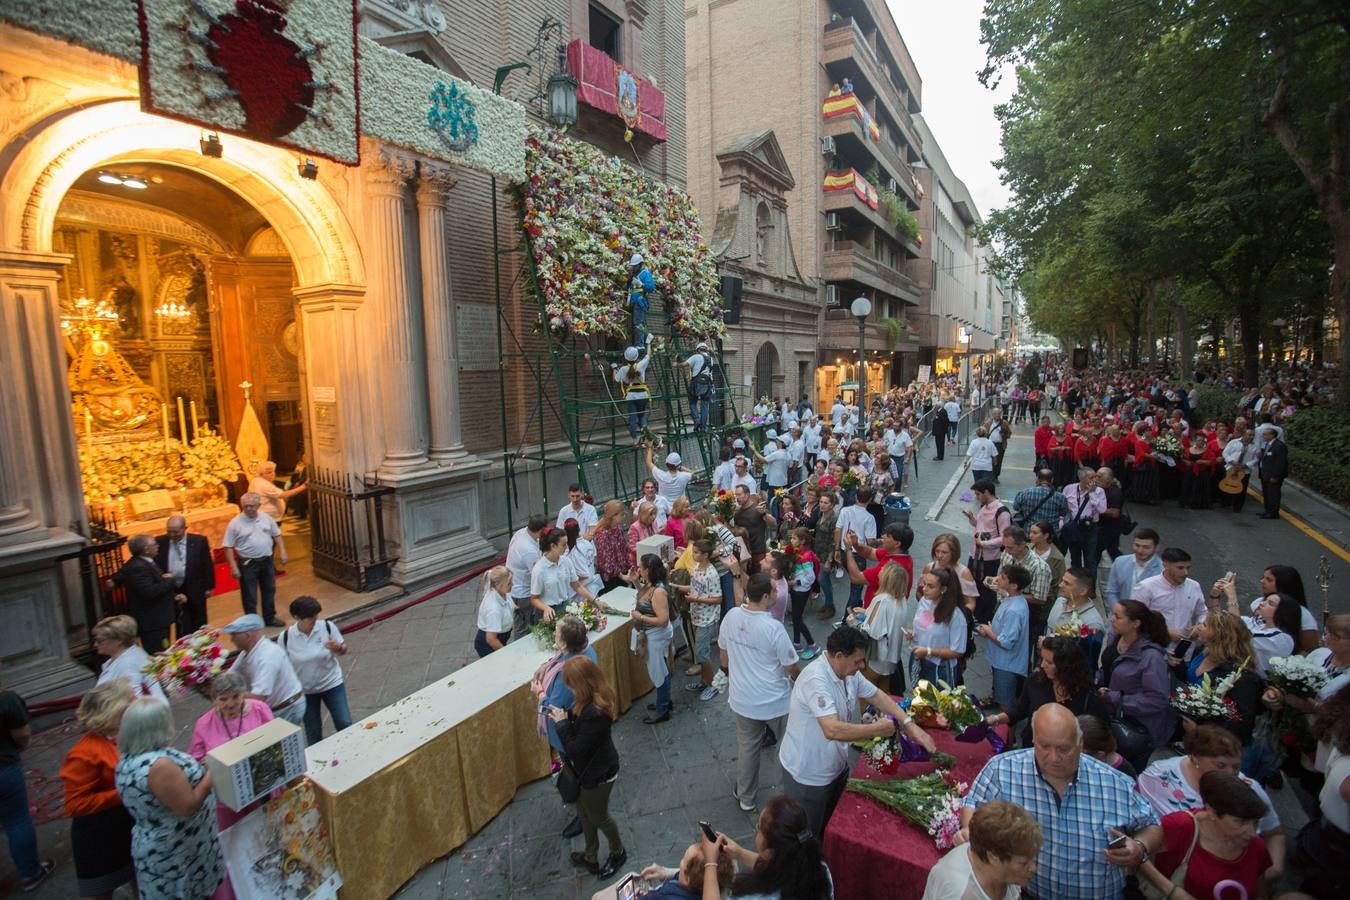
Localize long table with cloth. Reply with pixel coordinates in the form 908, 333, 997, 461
823, 722, 1009, 900
306, 588, 651, 898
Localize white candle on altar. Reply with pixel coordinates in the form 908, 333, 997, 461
190, 400, 199, 439
84, 409, 93, 437
161, 402, 170, 451
176, 396, 188, 444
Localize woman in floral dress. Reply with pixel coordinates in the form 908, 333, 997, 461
115, 699, 224, 900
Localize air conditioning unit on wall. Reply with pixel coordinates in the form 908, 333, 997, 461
821, 136, 836, 157
825, 213, 840, 231
824, 285, 839, 306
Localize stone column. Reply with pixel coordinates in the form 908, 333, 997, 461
366, 148, 429, 473
415, 163, 468, 464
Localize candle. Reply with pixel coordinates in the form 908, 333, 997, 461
190, 400, 199, 439
84, 409, 93, 437
161, 402, 170, 451
176, 396, 188, 444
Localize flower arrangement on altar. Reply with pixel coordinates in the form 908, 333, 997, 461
143, 627, 227, 698
519, 128, 725, 340
846, 768, 969, 850
1171, 660, 1248, 722
1266, 656, 1330, 698
908, 680, 984, 734
78, 429, 242, 504
530, 600, 625, 649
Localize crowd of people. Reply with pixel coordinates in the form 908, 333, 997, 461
3, 354, 1344, 899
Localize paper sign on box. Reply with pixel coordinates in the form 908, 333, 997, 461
205, 717, 306, 811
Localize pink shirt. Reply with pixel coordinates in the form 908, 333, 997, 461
189, 699, 274, 830
971, 500, 1011, 561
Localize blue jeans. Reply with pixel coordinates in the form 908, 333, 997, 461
843, 552, 867, 617
992, 668, 1022, 711
627, 398, 649, 440
237, 555, 277, 620
690, 392, 711, 429
303, 683, 353, 745
914, 656, 959, 687
654, 673, 671, 714
719, 571, 736, 619
0, 763, 40, 879
631, 302, 648, 345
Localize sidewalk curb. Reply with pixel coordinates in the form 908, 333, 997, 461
927, 460, 968, 521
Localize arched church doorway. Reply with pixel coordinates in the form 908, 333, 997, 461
752, 341, 780, 404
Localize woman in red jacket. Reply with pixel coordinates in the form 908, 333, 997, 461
1126, 421, 1160, 504
1073, 426, 1101, 471
1182, 432, 1218, 510
1033, 416, 1053, 468
1048, 424, 1076, 488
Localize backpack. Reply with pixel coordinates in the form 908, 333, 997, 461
278, 620, 335, 649
688, 353, 713, 399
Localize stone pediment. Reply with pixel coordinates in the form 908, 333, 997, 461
716, 130, 794, 192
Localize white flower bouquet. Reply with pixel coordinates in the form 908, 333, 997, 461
1171, 658, 1247, 721
1266, 655, 1330, 699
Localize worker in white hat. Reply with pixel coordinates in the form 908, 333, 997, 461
678, 339, 716, 431
749, 432, 792, 495
611, 333, 655, 445
646, 444, 694, 501
628, 252, 654, 344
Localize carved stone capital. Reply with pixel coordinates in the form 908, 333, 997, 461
415, 163, 457, 205
367, 147, 418, 193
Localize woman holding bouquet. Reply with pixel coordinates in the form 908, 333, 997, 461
1174, 612, 1263, 743
1306, 614, 1350, 701
92, 615, 168, 704
60, 679, 136, 900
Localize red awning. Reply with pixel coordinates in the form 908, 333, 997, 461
565, 40, 668, 142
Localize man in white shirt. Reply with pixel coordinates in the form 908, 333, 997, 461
944, 397, 962, 446
830, 397, 848, 428
646, 446, 694, 502
1221, 427, 1260, 513
505, 514, 547, 638
787, 426, 806, 485
712, 449, 735, 492
677, 340, 715, 431
834, 488, 877, 611
555, 483, 599, 531
223, 614, 307, 733
780, 625, 933, 835
720, 573, 800, 811
222, 492, 287, 627
803, 416, 823, 468
1130, 547, 1210, 648
751, 435, 792, 494
727, 457, 758, 494
630, 479, 672, 530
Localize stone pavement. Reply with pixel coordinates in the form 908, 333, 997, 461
10, 415, 1337, 897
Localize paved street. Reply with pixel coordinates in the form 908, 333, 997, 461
11, 415, 1348, 898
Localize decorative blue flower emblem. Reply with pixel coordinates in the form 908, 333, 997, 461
428, 81, 478, 151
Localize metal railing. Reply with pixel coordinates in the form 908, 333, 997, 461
310, 467, 397, 592
956, 398, 996, 453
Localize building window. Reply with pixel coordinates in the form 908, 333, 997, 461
590, 3, 621, 60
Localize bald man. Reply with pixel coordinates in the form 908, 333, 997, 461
958, 704, 1162, 899
155, 515, 215, 635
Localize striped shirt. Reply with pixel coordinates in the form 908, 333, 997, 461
964, 749, 1158, 899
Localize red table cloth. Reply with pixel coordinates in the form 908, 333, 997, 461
823, 725, 1008, 900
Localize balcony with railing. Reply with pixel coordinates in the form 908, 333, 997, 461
821, 100, 916, 206
819, 307, 920, 352
821, 169, 922, 255
822, 240, 921, 303
822, 20, 908, 144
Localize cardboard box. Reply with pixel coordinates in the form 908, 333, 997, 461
634, 533, 675, 565
205, 717, 306, 811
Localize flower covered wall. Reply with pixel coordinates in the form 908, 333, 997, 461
520, 128, 725, 340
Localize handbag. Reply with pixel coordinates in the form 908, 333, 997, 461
556, 741, 596, 804
1140, 811, 1199, 899
1060, 491, 1091, 546
1109, 704, 1153, 769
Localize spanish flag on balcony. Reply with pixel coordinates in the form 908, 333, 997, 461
822, 92, 880, 141
823, 169, 880, 210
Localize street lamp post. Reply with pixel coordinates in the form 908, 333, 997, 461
851, 296, 872, 421
958, 326, 972, 403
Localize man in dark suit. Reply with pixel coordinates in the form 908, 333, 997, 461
155, 515, 216, 635
1257, 424, 1289, 520
110, 534, 181, 651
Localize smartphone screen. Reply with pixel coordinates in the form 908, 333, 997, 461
615, 872, 640, 900
699, 820, 718, 843
1107, 832, 1129, 851
1172, 639, 1193, 658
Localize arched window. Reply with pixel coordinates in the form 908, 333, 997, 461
752, 341, 780, 402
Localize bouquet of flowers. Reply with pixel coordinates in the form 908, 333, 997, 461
529, 600, 620, 650
1266, 655, 1331, 699
838, 469, 862, 491
846, 769, 969, 849
1152, 432, 1184, 466
1050, 611, 1101, 639
709, 489, 736, 523
143, 627, 227, 698
1171, 660, 1248, 721
908, 680, 983, 734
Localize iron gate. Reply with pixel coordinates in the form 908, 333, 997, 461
57, 512, 130, 670
308, 467, 396, 592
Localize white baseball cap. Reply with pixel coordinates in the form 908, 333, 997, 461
665, 452, 682, 466
624, 346, 639, 362
629, 253, 644, 266
696, 341, 708, 350
732, 438, 745, 449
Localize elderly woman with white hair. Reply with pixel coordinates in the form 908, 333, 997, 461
92, 614, 168, 703
247, 460, 306, 521
115, 699, 224, 899
61, 679, 137, 900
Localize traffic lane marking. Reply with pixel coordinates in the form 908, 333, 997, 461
1245, 487, 1350, 563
